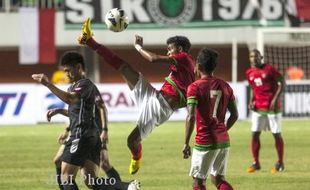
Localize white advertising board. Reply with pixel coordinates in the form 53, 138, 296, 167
0, 84, 38, 124
0, 83, 247, 125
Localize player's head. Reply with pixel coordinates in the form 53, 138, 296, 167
60, 51, 85, 82
196, 48, 219, 74
166, 36, 191, 56
249, 49, 263, 68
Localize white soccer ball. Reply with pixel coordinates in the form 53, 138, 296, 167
104, 8, 129, 32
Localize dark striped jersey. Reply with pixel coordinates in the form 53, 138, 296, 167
68, 78, 99, 138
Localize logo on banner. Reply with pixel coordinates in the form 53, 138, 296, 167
0, 93, 26, 116
45, 93, 65, 110
147, 0, 196, 26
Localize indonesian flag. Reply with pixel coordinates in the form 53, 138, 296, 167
286, 0, 310, 20
19, 7, 56, 64
295, 0, 310, 20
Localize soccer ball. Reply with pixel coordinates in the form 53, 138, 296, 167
105, 8, 129, 32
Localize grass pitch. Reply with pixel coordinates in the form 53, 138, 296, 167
0, 119, 310, 190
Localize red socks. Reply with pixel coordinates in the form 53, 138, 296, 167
217, 181, 233, 190
193, 184, 206, 190
251, 137, 260, 164
132, 143, 142, 160
275, 136, 284, 164
86, 38, 125, 70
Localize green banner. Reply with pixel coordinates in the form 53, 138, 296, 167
65, 0, 284, 29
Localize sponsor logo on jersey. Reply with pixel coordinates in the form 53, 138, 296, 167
70, 139, 80, 153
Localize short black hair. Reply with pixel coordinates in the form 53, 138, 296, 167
60, 51, 85, 70
250, 49, 262, 56
197, 48, 219, 72
166, 36, 191, 52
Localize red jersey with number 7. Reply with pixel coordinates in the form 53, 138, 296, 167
246, 64, 283, 111
187, 76, 235, 145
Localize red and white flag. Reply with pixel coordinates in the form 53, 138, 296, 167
19, 7, 56, 64
295, 0, 310, 20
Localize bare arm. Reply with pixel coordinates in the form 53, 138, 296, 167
183, 104, 196, 159
135, 35, 175, 64
32, 74, 79, 105
46, 108, 69, 122
97, 102, 109, 143
226, 101, 239, 131
248, 88, 255, 110
100, 102, 108, 130
270, 79, 285, 111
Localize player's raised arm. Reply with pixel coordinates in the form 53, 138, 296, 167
32, 73, 79, 105
134, 35, 174, 64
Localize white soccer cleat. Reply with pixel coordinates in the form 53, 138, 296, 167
127, 180, 141, 190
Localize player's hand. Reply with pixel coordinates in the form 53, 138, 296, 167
78, 17, 93, 45
248, 101, 255, 110
32, 73, 50, 86
58, 131, 69, 145
46, 108, 58, 122
135, 35, 144, 47
100, 130, 109, 144
182, 144, 191, 159
269, 99, 276, 111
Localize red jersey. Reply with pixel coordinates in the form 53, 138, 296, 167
246, 64, 283, 111
160, 52, 195, 107
187, 76, 235, 146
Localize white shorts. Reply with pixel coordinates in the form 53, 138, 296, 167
189, 148, 230, 179
251, 111, 282, 133
132, 73, 174, 139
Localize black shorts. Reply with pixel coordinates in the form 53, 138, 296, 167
61, 135, 101, 166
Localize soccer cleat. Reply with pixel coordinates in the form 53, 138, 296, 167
271, 162, 284, 174
127, 179, 141, 190
129, 158, 141, 175
247, 162, 261, 173
78, 17, 93, 45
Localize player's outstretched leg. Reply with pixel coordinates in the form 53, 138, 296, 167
127, 127, 142, 175
78, 18, 124, 70
78, 18, 140, 90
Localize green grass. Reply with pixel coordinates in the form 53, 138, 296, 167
0, 120, 310, 190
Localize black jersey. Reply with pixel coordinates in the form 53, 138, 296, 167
68, 78, 99, 137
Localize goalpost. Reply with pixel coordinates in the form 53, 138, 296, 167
256, 28, 310, 117
257, 28, 310, 80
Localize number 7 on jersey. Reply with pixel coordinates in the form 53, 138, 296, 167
210, 90, 222, 118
